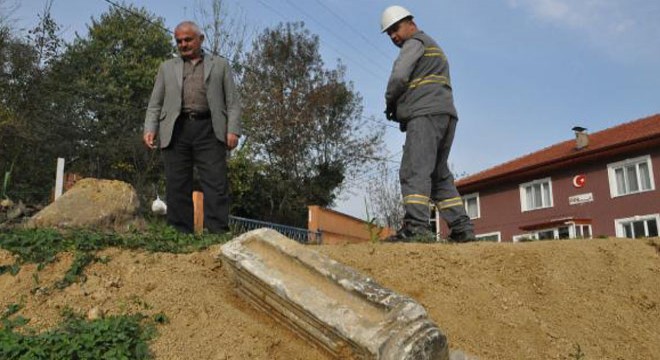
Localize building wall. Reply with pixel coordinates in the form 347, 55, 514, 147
465, 148, 660, 241
307, 205, 394, 245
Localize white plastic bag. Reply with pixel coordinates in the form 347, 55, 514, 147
151, 195, 167, 215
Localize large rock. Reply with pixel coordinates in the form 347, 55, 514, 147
219, 228, 449, 359
28, 178, 141, 231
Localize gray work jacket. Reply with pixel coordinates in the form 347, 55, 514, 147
385, 31, 457, 122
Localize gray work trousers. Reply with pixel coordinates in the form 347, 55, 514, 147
399, 114, 473, 233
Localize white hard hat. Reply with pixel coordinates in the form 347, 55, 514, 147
380, 5, 413, 33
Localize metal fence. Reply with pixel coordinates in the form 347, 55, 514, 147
229, 215, 322, 244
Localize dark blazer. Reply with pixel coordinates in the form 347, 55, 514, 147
144, 53, 242, 148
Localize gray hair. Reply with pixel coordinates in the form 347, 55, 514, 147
174, 21, 202, 36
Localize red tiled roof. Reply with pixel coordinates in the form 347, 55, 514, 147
457, 114, 660, 189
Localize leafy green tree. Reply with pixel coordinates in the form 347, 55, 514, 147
1, 4, 172, 204
53, 5, 173, 199
0, 16, 45, 200
235, 22, 384, 226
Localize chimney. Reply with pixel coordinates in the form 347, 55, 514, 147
572, 126, 589, 150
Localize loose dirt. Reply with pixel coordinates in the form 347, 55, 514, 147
1, 237, 659, 360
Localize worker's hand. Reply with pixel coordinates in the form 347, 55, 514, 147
143, 132, 157, 150
385, 103, 397, 122
399, 121, 407, 133
226, 132, 239, 150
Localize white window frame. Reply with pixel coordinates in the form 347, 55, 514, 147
615, 213, 660, 238
514, 223, 592, 242
476, 231, 501, 242
519, 177, 553, 212
607, 155, 655, 198
513, 233, 537, 242
572, 224, 593, 239
462, 193, 480, 219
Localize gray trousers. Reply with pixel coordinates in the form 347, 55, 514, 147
399, 114, 473, 233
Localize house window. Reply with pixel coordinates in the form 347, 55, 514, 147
574, 225, 592, 239
514, 224, 592, 241
608, 155, 655, 198
615, 214, 660, 239
476, 231, 500, 242
519, 177, 553, 211
513, 233, 537, 242
462, 193, 480, 219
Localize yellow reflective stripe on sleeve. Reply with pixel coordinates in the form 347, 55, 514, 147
408, 74, 450, 89
438, 197, 464, 209
405, 200, 431, 206
404, 194, 430, 200
403, 194, 430, 206
424, 47, 446, 60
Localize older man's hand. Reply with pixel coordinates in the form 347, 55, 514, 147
226, 133, 239, 150
143, 132, 157, 150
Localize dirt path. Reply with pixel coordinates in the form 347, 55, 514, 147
1, 237, 659, 359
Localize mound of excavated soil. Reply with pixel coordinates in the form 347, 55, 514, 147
1, 237, 659, 359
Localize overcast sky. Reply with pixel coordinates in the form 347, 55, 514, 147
11, 0, 660, 220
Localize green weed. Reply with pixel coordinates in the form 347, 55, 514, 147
0, 225, 232, 289
0, 311, 157, 359
568, 343, 586, 360
0, 224, 228, 358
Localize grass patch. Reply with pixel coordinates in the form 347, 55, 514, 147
0, 224, 225, 359
0, 223, 232, 280
0, 305, 158, 360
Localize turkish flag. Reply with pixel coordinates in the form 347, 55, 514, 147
573, 174, 586, 188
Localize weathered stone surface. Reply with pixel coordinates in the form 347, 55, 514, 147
27, 178, 141, 232
219, 228, 449, 360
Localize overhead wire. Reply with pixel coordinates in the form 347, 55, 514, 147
343, 149, 402, 187
312, 0, 392, 59
280, 0, 390, 75
252, 0, 386, 81
250, 0, 399, 131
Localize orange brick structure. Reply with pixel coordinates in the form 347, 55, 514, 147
307, 205, 394, 245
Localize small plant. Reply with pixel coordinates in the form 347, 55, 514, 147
568, 343, 586, 360
153, 312, 169, 324
1, 161, 14, 199
1, 303, 29, 331
364, 199, 381, 243
54, 251, 97, 289
1, 303, 22, 320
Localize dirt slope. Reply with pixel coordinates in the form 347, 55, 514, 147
1, 237, 659, 360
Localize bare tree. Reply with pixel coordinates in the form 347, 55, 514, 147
0, 0, 18, 27
366, 161, 404, 229
193, 0, 249, 63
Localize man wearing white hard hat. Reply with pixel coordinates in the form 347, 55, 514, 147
381, 5, 474, 242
